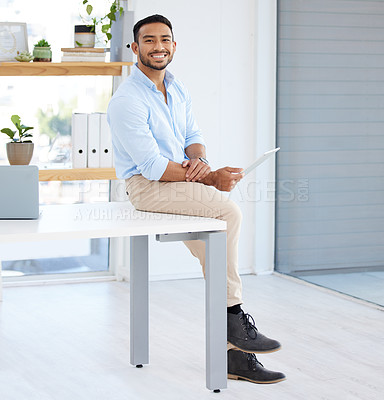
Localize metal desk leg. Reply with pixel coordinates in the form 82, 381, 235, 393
203, 231, 227, 391
130, 235, 149, 367
156, 231, 227, 391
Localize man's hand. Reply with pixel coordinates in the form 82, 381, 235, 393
201, 167, 244, 192
182, 158, 211, 182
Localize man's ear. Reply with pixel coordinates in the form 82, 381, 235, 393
131, 42, 139, 55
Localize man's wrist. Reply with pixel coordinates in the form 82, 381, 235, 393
200, 170, 216, 186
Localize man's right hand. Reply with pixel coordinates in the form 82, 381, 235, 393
202, 167, 244, 192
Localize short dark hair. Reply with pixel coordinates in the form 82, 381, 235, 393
133, 14, 174, 43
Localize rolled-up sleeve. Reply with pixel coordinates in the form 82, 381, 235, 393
108, 96, 169, 181
184, 90, 206, 149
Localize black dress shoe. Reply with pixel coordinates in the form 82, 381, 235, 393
227, 311, 281, 353
228, 349, 286, 384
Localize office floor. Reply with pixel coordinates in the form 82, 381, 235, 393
294, 271, 384, 307
0, 274, 383, 400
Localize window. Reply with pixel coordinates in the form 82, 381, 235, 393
1, 0, 115, 280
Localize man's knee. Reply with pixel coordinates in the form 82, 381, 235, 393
222, 200, 242, 224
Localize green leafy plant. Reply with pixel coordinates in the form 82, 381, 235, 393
15, 50, 34, 62
35, 39, 51, 47
1, 115, 34, 143
81, 0, 123, 42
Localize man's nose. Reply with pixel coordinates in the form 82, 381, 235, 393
153, 40, 164, 51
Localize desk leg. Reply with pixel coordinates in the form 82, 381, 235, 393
130, 235, 149, 367
203, 231, 227, 391
156, 231, 227, 391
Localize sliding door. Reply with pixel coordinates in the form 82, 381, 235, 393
276, 0, 384, 274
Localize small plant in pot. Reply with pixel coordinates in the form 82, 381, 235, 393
80, 0, 124, 43
33, 39, 52, 62
74, 24, 96, 47
15, 50, 34, 62
1, 115, 34, 165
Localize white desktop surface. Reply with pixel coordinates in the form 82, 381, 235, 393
0, 201, 226, 243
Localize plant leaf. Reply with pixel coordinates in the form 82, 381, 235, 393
83, 0, 88, 4
11, 114, 21, 127
35, 39, 50, 47
20, 125, 34, 131
108, 12, 116, 21
106, 33, 112, 41
101, 24, 110, 33
75, 41, 83, 47
1, 128, 16, 139
86, 4, 93, 15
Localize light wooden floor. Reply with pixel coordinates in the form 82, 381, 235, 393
0, 274, 383, 400
296, 271, 384, 306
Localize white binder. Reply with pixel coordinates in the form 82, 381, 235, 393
87, 113, 101, 168
72, 113, 87, 168
99, 113, 113, 168
110, 10, 135, 62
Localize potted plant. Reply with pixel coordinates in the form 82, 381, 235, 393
74, 24, 96, 47
1, 115, 34, 165
14, 50, 34, 62
33, 39, 52, 62
81, 0, 124, 43
80, 0, 132, 61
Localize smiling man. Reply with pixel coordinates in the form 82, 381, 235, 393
134, 25, 175, 70
107, 14, 286, 385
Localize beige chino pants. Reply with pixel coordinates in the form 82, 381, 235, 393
126, 174, 243, 306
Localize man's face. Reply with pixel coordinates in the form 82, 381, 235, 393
132, 22, 176, 71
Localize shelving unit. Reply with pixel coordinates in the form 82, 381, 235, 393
0, 62, 133, 76
1, 61, 133, 180
39, 167, 117, 181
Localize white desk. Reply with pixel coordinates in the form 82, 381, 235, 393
0, 201, 227, 392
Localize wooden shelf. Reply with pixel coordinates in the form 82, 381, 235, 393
0, 62, 133, 76
1, 63, 125, 182
39, 168, 117, 181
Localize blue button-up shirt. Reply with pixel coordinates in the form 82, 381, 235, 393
107, 64, 206, 180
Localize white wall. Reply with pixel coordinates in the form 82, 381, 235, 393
122, 0, 276, 280
253, 0, 278, 274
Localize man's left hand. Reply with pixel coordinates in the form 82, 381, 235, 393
182, 158, 211, 182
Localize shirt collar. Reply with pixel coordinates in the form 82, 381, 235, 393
131, 63, 175, 91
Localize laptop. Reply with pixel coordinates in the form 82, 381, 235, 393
0, 165, 39, 219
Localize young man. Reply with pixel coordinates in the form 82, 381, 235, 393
107, 14, 286, 384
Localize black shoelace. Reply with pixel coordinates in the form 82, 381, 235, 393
240, 311, 258, 339
247, 353, 263, 371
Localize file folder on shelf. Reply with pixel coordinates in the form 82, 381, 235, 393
100, 113, 113, 168
87, 113, 101, 168
72, 113, 87, 168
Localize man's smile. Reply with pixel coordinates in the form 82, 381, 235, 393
150, 53, 168, 59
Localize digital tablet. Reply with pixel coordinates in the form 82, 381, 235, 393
242, 148, 280, 176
